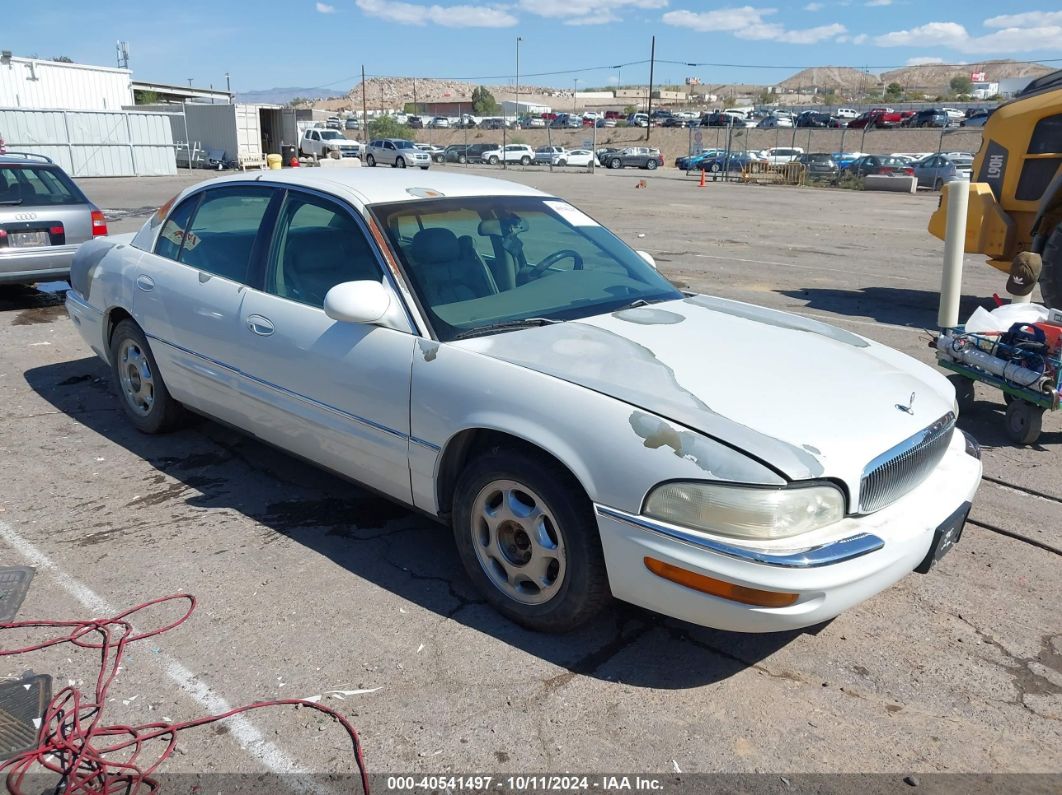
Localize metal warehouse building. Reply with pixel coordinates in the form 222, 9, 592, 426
0, 54, 176, 176
0, 55, 133, 110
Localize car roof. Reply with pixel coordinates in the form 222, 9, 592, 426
176, 168, 549, 207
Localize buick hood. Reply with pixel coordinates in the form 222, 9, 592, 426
458, 295, 955, 482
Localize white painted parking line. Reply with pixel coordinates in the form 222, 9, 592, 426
0, 519, 329, 792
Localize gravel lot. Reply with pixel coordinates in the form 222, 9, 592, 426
1, 167, 1059, 789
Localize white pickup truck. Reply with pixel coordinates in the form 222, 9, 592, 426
299, 128, 361, 159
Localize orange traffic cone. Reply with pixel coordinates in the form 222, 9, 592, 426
699, 168, 706, 188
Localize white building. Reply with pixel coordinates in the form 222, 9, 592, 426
970, 81, 1000, 100
0, 54, 133, 110
501, 100, 551, 116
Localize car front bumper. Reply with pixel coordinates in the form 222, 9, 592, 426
595, 430, 982, 633
0, 244, 79, 285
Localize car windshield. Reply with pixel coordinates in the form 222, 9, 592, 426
372, 195, 682, 341
320, 131, 345, 140
0, 165, 85, 206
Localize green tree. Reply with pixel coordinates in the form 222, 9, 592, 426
134, 90, 160, 105
949, 75, 973, 95
756, 90, 771, 106
287, 97, 311, 107
622, 104, 638, 116
367, 115, 412, 140
821, 88, 837, 106
471, 86, 500, 115
885, 82, 903, 100
51, 55, 74, 63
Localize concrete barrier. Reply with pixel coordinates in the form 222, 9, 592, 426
864, 174, 917, 193
318, 157, 362, 168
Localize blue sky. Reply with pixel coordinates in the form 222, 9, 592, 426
16, 2, 1062, 92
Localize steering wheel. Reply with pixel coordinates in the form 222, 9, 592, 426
526, 249, 584, 280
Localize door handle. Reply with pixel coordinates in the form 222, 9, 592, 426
246, 314, 275, 336
135, 274, 155, 291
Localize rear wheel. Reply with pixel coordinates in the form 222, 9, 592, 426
109, 320, 183, 434
1038, 225, 1062, 309
1004, 400, 1044, 445
609, 159, 621, 169
646, 159, 658, 170
520, 155, 531, 165
366, 154, 376, 167
452, 448, 611, 632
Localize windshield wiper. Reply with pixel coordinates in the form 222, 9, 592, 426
452, 317, 561, 340
615, 297, 666, 311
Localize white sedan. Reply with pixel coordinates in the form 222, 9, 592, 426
555, 149, 599, 167
65, 169, 982, 633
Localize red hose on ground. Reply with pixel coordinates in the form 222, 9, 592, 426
0, 594, 369, 795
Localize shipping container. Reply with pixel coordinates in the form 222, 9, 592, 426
0, 57, 133, 111
133, 103, 290, 169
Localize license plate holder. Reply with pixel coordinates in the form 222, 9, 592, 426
9, 231, 50, 248
915, 502, 971, 573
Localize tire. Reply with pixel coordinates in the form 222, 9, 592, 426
948, 374, 976, 415
420, 165, 429, 170
366, 154, 376, 167
710, 163, 722, 173
452, 447, 611, 632
395, 157, 406, 169
646, 158, 658, 170
109, 319, 183, 434
520, 155, 531, 165
1004, 400, 1044, 445
609, 159, 621, 170
1038, 224, 1062, 309
933, 178, 943, 191
458, 154, 467, 164
489, 156, 499, 165
556, 159, 567, 167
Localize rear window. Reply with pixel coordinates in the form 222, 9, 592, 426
0, 165, 85, 207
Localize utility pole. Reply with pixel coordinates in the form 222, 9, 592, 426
573, 78, 578, 115
515, 36, 522, 129
361, 65, 368, 131
225, 72, 231, 101
646, 35, 655, 141
413, 78, 417, 115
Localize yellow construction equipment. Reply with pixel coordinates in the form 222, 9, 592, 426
928, 70, 1062, 307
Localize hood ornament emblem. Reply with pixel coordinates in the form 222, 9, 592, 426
896, 392, 916, 414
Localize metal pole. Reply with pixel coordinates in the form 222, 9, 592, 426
515, 36, 522, 130
225, 72, 231, 100
591, 119, 596, 173
645, 35, 655, 142
413, 79, 417, 116
573, 78, 578, 115
938, 178, 970, 329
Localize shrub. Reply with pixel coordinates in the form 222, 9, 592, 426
367, 116, 413, 140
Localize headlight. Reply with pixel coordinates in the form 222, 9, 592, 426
644, 482, 845, 540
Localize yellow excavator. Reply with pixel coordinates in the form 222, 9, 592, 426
928, 69, 1062, 308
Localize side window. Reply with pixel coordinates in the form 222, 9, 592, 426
1029, 115, 1062, 155
154, 196, 199, 261
177, 187, 273, 283
267, 191, 382, 308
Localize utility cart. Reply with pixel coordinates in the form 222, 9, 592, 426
935, 322, 1061, 445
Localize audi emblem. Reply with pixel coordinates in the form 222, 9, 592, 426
14, 212, 38, 221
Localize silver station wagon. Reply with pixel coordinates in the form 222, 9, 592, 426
65, 169, 982, 633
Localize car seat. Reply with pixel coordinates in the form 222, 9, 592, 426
409, 227, 497, 305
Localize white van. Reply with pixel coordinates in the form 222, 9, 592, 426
762, 147, 804, 165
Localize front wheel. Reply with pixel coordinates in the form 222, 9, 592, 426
366, 154, 376, 167
458, 154, 467, 164
489, 155, 500, 165
452, 448, 611, 632
520, 155, 531, 165
710, 163, 722, 173
646, 159, 658, 170
109, 319, 183, 434
556, 160, 567, 167
395, 157, 406, 169
609, 159, 621, 169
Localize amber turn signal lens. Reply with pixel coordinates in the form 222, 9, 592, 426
643, 557, 800, 608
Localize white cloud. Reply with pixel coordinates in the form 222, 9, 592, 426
803, 2, 824, 10
905, 56, 945, 65
851, 33, 868, 44
873, 17, 1062, 53
315, 1, 335, 11
355, 0, 518, 26
519, 0, 666, 23
984, 10, 1062, 28
865, 0, 891, 6
662, 7, 846, 43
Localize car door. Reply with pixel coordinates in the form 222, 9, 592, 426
233, 187, 416, 501
133, 184, 277, 426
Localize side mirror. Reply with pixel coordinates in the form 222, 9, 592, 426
323, 281, 392, 324
636, 250, 657, 270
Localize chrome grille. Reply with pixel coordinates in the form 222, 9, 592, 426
858, 413, 956, 514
